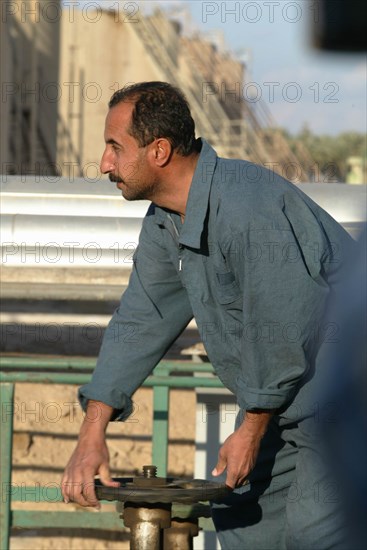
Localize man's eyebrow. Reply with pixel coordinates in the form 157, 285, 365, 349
106, 138, 120, 146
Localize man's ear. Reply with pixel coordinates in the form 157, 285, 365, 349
152, 138, 173, 167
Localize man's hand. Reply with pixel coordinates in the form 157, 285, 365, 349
61, 400, 120, 508
212, 410, 273, 489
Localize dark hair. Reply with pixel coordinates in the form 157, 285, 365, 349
108, 82, 196, 156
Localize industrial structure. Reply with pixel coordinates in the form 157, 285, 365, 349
1, 0, 315, 181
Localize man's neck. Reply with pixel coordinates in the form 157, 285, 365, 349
150, 150, 200, 217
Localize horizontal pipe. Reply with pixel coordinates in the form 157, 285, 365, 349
11, 510, 124, 530
0, 372, 222, 388
10, 509, 216, 531
0, 357, 97, 369
9, 489, 215, 527
0, 357, 214, 373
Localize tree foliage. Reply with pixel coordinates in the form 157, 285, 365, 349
289, 125, 366, 182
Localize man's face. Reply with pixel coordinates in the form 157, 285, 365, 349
100, 102, 157, 201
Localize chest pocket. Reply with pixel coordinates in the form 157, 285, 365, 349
215, 271, 242, 304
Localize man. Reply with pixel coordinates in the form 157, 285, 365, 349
62, 82, 352, 548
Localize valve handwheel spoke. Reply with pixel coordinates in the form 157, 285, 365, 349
95, 476, 231, 503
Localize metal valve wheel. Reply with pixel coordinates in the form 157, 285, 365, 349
94, 466, 232, 550
95, 469, 231, 504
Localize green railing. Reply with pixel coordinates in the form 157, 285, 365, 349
0, 356, 223, 550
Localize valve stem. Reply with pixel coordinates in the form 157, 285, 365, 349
142, 465, 157, 478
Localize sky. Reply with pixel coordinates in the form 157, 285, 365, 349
64, 0, 366, 136
187, 0, 366, 136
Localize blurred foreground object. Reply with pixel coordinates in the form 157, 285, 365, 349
319, 226, 367, 548
312, 0, 367, 51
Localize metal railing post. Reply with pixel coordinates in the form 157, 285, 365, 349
152, 366, 169, 477
0, 382, 15, 550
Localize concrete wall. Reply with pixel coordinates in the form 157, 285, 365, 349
57, 8, 163, 177
1, 0, 60, 175
0, 1, 12, 171
56, 7, 251, 177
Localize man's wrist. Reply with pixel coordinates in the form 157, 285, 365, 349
238, 410, 274, 439
79, 400, 115, 439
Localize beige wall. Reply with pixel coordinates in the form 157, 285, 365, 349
57, 9, 164, 177
56, 7, 251, 177
181, 36, 245, 120
0, 1, 12, 171
1, 0, 60, 175
2, 2, 249, 178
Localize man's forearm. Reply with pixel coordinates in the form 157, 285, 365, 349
238, 409, 274, 440
78, 400, 115, 440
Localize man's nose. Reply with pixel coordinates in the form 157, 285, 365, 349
100, 149, 113, 174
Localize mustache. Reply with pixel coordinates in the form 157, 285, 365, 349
109, 173, 122, 183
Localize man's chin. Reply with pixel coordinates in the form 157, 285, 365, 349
117, 182, 134, 200
118, 186, 139, 201
116, 182, 150, 201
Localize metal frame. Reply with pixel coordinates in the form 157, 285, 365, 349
0, 357, 222, 550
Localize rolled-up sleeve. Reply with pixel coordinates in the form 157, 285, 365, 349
232, 192, 352, 411
79, 213, 193, 420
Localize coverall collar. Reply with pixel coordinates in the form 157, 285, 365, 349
154, 138, 218, 249
179, 138, 217, 249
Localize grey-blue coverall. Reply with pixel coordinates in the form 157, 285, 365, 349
79, 140, 353, 549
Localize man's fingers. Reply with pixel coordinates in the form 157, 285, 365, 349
98, 463, 120, 487
62, 476, 99, 508
224, 466, 237, 488
77, 489, 98, 508
61, 476, 77, 502
61, 438, 114, 508
225, 467, 250, 489
212, 454, 226, 477
225, 472, 239, 489
81, 480, 99, 507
